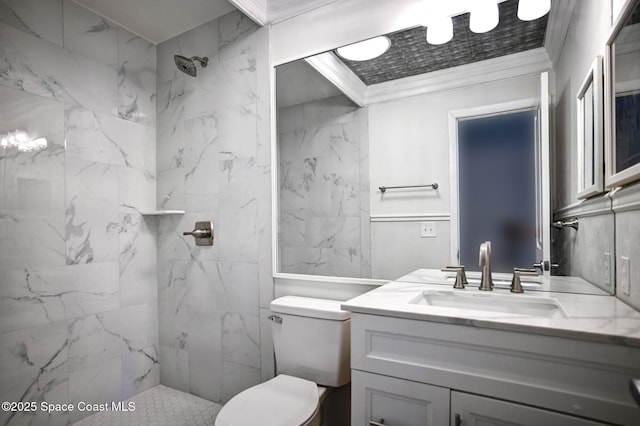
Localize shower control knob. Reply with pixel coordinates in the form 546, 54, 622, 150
183, 221, 214, 246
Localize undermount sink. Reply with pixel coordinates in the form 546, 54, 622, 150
410, 290, 567, 319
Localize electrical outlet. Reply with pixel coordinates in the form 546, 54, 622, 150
603, 252, 611, 287
620, 256, 630, 296
420, 222, 436, 238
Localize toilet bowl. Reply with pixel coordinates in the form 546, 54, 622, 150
215, 296, 350, 426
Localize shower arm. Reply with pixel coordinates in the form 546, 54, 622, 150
190, 56, 208, 67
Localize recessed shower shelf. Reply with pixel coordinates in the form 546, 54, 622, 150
140, 210, 186, 216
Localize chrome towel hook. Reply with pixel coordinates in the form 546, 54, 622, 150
551, 218, 579, 230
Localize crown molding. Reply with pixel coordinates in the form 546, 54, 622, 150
268, 0, 339, 24
229, 0, 267, 26
304, 52, 367, 107
365, 47, 552, 105
544, 0, 577, 66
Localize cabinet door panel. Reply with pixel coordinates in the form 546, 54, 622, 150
352, 370, 449, 426
451, 392, 608, 426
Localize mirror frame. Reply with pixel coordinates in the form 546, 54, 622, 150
268, 1, 417, 287
270, 58, 388, 287
605, 0, 640, 188
577, 55, 604, 199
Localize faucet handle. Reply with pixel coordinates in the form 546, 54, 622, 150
442, 266, 467, 289
511, 268, 538, 293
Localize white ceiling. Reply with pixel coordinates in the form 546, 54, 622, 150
73, 0, 237, 44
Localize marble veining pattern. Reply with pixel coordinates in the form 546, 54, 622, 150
157, 10, 265, 405
0, 1, 269, 419
0, 22, 118, 116
278, 95, 371, 278
117, 28, 156, 124
0, 1, 159, 424
0, 321, 69, 426
119, 213, 158, 307
0, 0, 63, 47
62, 0, 118, 68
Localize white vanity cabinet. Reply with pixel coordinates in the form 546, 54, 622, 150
349, 313, 640, 426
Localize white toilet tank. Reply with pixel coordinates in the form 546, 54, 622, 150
270, 296, 351, 387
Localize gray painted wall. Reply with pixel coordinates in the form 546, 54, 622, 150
554, 0, 640, 308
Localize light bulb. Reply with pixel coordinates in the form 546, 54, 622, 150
470, 0, 499, 33
0, 130, 48, 152
427, 16, 454, 45
14, 130, 29, 143
23, 137, 48, 152
336, 36, 391, 61
517, 0, 550, 21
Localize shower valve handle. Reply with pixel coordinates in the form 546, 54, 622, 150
183, 229, 208, 237
183, 221, 214, 246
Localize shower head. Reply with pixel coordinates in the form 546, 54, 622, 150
174, 55, 209, 77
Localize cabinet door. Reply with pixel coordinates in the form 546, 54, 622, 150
352, 370, 449, 426
451, 392, 608, 426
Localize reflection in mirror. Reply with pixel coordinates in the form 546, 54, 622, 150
275, 0, 614, 295
277, 60, 371, 278
0, 86, 65, 212
607, 0, 640, 185
0, 86, 65, 270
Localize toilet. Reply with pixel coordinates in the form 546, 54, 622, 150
215, 296, 351, 426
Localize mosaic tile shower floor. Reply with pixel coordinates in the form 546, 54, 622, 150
72, 385, 222, 426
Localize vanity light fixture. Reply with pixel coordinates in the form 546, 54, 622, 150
0, 130, 48, 152
336, 36, 391, 61
517, 0, 551, 21
419, 0, 550, 46
469, 0, 499, 33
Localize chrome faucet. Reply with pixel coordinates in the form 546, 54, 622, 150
479, 241, 493, 291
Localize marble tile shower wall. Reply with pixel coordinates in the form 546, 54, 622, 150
0, 1, 158, 425
155, 11, 271, 404
278, 95, 371, 278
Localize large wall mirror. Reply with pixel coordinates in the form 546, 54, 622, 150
606, 0, 640, 187
274, 0, 615, 295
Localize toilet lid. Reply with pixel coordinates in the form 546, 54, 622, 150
215, 375, 318, 426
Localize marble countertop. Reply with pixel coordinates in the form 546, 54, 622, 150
342, 278, 640, 347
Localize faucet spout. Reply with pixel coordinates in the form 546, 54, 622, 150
479, 241, 493, 291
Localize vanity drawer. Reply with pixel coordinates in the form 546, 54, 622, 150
451, 391, 609, 426
351, 313, 640, 425
352, 370, 449, 426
